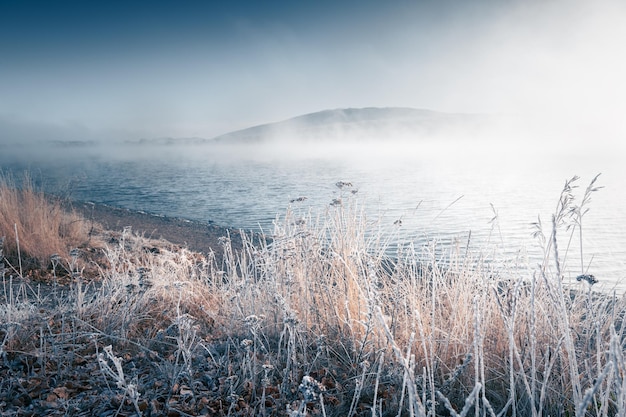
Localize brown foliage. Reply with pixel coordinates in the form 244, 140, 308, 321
0, 173, 94, 271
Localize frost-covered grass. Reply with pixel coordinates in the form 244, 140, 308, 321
1, 175, 625, 416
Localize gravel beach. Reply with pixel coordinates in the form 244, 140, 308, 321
69, 200, 249, 257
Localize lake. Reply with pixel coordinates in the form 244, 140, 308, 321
1, 138, 624, 289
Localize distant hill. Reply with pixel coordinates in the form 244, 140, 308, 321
122, 137, 208, 146
209, 107, 490, 143
0, 107, 492, 149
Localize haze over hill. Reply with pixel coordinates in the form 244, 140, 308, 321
207, 107, 492, 144
0, 107, 494, 149
121, 107, 497, 147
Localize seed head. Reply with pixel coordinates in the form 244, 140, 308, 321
299, 375, 325, 402
576, 274, 598, 285
330, 198, 342, 207
244, 314, 264, 329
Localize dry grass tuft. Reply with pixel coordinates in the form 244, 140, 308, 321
0, 172, 96, 272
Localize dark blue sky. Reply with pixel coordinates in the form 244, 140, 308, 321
1, 0, 625, 141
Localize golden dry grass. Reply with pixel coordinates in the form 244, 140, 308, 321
0, 173, 95, 270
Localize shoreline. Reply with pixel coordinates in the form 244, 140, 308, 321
68, 200, 250, 256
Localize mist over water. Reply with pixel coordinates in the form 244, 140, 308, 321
1, 123, 624, 290
0, 0, 624, 297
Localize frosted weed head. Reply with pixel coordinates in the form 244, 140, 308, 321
576, 274, 597, 285
299, 375, 325, 402
330, 198, 342, 207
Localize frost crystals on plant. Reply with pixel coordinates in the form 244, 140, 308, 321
576, 274, 598, 285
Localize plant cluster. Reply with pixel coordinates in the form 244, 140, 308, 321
0, 173, 96, 273
1, 175, 625, 417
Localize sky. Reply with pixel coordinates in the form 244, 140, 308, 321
1, 0, 626, 142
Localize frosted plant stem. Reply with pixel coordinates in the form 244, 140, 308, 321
579, 215, 584, 275
530, 272, 538, 417
552, 215, 582, 407
371, 351, 384, 417
14, 224, 22, 277
428, 252, 437, 417
473, 296, 483, 417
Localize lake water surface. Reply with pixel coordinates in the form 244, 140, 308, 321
2, 139, 624, 289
